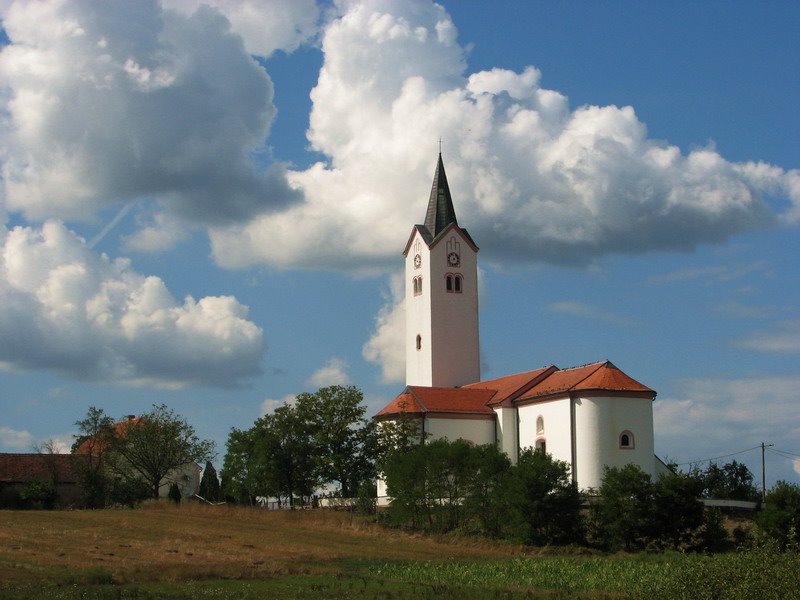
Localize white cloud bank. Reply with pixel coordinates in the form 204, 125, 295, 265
0, 426, 34, 450
210, 0, 800, 272
655, 376, 800, 481
0, 221, 264, 387
306, 357, 351, 388
0, 0, 302, 226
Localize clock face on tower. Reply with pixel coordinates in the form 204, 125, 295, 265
413, 254, 421, 268
447, 252, 460, 267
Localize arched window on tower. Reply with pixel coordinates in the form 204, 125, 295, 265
416, 334, 422, 351
445, 274, 453, 292
536, 416, 544, 435
619, 431, 635, 449
454, 274, 462, 293
413, 276, 422, 296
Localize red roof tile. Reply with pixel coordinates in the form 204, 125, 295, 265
74, 416, 142, 456
375, 361, 655, 419
463, 367, 555, 404
519, 361, 654, 400
0, 453, 82, 484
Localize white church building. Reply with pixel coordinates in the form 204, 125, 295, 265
375, 155, 665, 498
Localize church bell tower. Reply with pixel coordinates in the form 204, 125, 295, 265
403, 154, 480, 387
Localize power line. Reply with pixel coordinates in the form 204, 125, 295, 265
768, 448, 800, 460
673, 445, 762, 467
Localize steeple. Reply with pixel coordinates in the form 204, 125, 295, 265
424, 153, 458, 237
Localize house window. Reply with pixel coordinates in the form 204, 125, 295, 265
535, 438, 546, 454
416, 334, 422, 351
536, 416, 544, 435
620, 431, 634, 449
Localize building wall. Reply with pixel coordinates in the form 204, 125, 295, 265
494, 407, 518, 463
574, 395, 655, 490
518, 398, 572, 466
424, 416, 495, 446
406, 228, 480, 387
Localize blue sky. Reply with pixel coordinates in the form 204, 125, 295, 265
1, 0, 798, 488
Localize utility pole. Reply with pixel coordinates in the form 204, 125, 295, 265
761, 441, 774, 503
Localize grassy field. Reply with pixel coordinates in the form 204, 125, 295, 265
0, 503, 797, 599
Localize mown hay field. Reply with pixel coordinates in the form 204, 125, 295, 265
0, 503, 797, 599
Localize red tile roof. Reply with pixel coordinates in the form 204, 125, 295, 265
375, 361, 655, 418
463, 367, 555, 404
74, 416, 142, 456
519, 361, 654, 401
0, 453, 82, 484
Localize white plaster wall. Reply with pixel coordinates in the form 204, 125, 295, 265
425, 416, 495, 446
405, 231, 433, 386
494, 407, 518, 463
428, 230, 480, 387
574, 396, 655, 490
518, 399, 572, 467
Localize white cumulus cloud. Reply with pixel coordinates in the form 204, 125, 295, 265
306, 357, 350, 388
163, 0, 320, 58
0, 426, 34, 450
0, 0, 300, 225
0, 221, 264, 388
654, 376, 800, 482
210, 0, 799, 272
362, 272, 405, 384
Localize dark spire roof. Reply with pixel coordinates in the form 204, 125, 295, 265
424, 153, 458, 237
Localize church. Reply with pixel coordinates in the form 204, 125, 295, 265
375, 154, 666, 499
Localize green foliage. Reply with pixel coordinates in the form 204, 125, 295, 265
511, 449, 583, 545
463, 444, 514, 538
106, 404, 215, 499
355, 480, 377, 515
757, 480, 800, 549
697, 460, 759, 501
19, 479, 56, 509
198, 461, 221, 502
108, 476, 150, 508
73, 406, 116, 508
592, 465, 730, 552
592, 464, 655, 551
372, 545, 800, 600
652, 471, 706, 550
222, 386, 376, 506
294, 385, 375, 497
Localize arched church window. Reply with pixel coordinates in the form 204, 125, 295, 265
535, 438, 546, 454
619, 431, 634, 449
454, 275, 462, 293
416, 334, 422, 351
446, 274, 453, 292
413, 276, 422, 296
536, 416, 544, 435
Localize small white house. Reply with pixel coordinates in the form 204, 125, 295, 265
375, 155, 663, 501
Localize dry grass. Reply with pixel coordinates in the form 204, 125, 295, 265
0, 502, 516, 586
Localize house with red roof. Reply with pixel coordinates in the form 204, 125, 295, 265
0, 453, 83, 508
375, 155, 666, 500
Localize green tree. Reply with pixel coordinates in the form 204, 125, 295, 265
700, 460, 759, 501
757, 480, 800, 549
294, 386, 375, 496
72, 406, 115, 508
198, 461, 221, 502
652, 471, 707, 550
511, 448, 583, 546
465, 444, 514, 538
106, 404, 215, 499
19, 479, 57, 509
593, 464, 655, 551
168, 482, 182, 504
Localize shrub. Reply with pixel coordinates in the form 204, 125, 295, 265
19, 479, 57, 509
168, 482, 182, 504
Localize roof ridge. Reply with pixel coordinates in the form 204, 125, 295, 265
564, 361, 607, 391
404, 386, 429, 413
